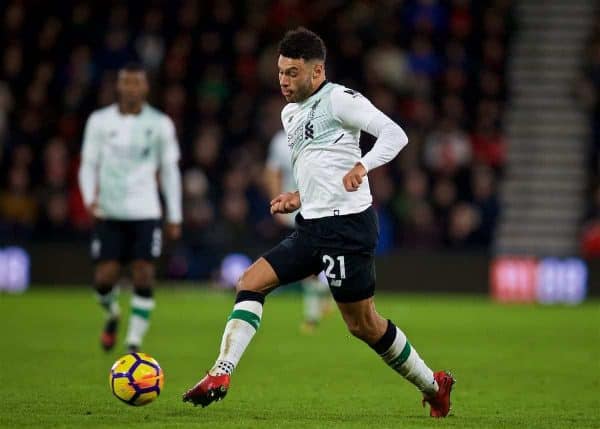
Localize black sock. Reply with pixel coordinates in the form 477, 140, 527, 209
133, 287, 153, 298
370, 320, 397, 354
235, 290, 265, 304
96, 283, 113, 296
96, 283, 116, 314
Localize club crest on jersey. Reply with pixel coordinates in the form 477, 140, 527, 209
302, 99, 321, 140
304, 122, 314, 140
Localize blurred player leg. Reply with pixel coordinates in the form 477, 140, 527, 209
300, 273, 330, 334
125, 260, 156, 352
94, 260, 121, 351
91, 220, 124, 351
124, 221, 161, 352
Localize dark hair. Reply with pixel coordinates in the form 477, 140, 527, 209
120, 61, 146, 73
278, 27, 326, 62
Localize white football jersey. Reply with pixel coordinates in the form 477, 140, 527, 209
281, 81, 407, 219
79, 103, 181, 221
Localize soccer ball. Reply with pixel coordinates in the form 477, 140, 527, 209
109, 352, 164, 406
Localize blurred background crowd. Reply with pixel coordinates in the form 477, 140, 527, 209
0, 0, 596, 279
579, 16, 600, 258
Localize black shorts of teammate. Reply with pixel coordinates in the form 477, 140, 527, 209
91, 219, 162, 263
263, 207, 379, 303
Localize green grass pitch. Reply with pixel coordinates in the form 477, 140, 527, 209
0, 287, 598, 428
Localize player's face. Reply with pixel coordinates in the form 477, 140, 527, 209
117, 70, 149, 108
278, 56, 321, 103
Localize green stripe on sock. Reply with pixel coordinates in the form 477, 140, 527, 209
228, 309, 261, 330
132, 307, 151, 319
389, 341, 412, 369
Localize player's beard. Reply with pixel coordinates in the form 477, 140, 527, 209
293, 77, 314, 103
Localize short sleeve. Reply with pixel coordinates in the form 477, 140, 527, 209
330, 87, 380, 131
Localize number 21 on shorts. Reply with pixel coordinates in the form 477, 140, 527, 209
322, 254, 345, 287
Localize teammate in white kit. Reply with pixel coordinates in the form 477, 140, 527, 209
78, 63, 182, 353
183, 28, 455, 417
265, 129, 331, 333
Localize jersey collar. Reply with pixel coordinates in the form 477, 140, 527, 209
301, 80, 329, 104
311, 79, 329, 97
116, 102, 148, 117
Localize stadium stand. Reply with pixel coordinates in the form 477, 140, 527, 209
0, 0, 515, 279
579, 12, 600, 257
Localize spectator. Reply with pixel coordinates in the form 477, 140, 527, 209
432, 177, 458, 227
402, 200, 441, 249
407, 36, 441, 79
0, 167, 38, 239
393, 167, 429, 223
470, 164, 500, 246
447, 202, 481, 248
370, 168, 396, 254
470, 113, 506, 169
364, 39, 409, 92
135, 8, 166, 75
581, 185, 600, 258
35, 191, 72, 241
424, 117, 472, 176
43, 138, 69, 190
0, 82, 13, 155
0, 1, 515, 267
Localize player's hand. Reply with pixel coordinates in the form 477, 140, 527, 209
85, 202, 98, 215
270, 192, 301, 214
343, 162, 367, 192
166, 223, 182, 241
85, 202, 100, 221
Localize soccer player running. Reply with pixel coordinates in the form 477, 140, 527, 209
78, 63, 182, 353
183, 28, 455, 417
264, 129, 331, 334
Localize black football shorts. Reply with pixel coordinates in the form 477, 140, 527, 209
91, 219, 162, 263
264, 207, 378, 303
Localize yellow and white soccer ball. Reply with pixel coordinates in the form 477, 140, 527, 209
109, 352, 164, 406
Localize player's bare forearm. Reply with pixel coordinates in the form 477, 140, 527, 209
343, 162, 367, 192
270, 191, 301, 214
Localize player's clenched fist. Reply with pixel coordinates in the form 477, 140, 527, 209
270, 191, 301, 214
343, 162, 367, 192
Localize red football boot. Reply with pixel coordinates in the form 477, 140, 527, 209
100, 317, 118, 351
183, 373, 230, 407
422, 370, 456, 417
